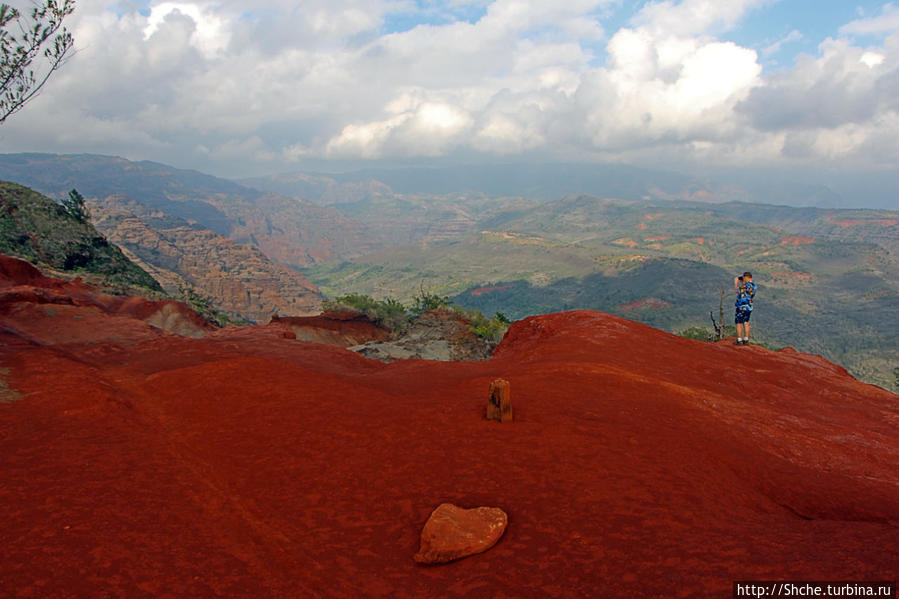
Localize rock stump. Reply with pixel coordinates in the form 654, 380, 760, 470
487, 378, 512, 422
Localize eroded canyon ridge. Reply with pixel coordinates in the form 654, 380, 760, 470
1, 153, 895, 389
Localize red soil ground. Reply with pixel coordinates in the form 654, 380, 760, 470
0, 256, 212, 340
1, 254, 897, 598
469, 285, 513, 297
779, 236, 815, 246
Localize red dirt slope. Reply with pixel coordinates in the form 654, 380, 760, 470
1, 257, 896, 598
0, 255, 213, 340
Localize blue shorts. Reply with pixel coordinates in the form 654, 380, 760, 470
735, 308, 752, 324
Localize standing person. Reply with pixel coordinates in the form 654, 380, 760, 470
734, 271, 756, 345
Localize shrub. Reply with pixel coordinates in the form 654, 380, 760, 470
323, 293, 410, 330
677, 327, 713, 341
463, 308, 511, 343
678, 325, 737, 341
411, 289, 451, 315
323, 292, 513, 341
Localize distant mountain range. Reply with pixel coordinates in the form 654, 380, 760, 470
0, 152, 895, 388
240, 161, 899, 208
241, 162, 699, 203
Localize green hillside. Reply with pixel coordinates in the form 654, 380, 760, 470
0, 153, 382, 268
305, 196, 898, 390
0, 181, 162, 291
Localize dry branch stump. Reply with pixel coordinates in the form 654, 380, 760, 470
487, 378, 512, 422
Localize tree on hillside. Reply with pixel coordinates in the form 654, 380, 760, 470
0, 0, 75, 124
62, 187, 88, 222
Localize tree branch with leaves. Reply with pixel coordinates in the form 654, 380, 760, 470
0, 0, 75, 124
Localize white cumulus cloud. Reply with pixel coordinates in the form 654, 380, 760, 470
840, 3, 899, 35
0, 0, 897, 175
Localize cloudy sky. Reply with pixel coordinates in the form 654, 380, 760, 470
1, 0, 898, 183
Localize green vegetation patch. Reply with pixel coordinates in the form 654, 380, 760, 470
323, 292, 410, 331
323, 291, 510, 342
0, 181, 162, 291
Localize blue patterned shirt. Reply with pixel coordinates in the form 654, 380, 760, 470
736, 281, 756, 311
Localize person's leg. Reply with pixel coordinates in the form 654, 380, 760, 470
734, 318, 745, 343
744, 318, 751, 343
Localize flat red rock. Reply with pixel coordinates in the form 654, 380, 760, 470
414, 503, 508, 564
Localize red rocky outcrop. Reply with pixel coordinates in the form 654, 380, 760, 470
0, 253, 213, 339
270, 311, 390, 347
